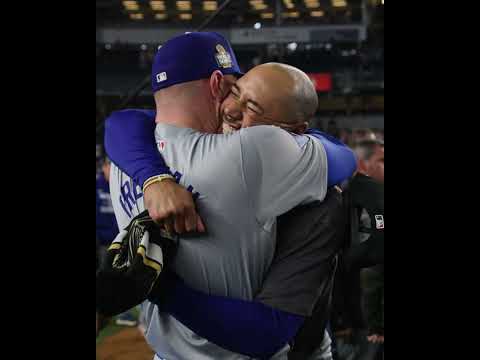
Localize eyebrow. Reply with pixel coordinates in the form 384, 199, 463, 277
232, 84, 264, 115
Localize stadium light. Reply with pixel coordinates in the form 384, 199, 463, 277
250, 0, 268, 10
123, 1, 140, 11
311, 10, 324, 17
129, 13, 144, 20
287, 42, 298, 51
155, 13, 167, 19
177, 1, 192, 11
150, 1, 165, 11
179, 13, 192, 20
203, 1, 218, 11
305, 0, 320, 8
332, 0, 347, 8
283, 11, 300, 18
283, 0, 295, 9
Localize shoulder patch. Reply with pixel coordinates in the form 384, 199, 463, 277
375, 214, 384, 229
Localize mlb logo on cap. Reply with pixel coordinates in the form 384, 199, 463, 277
156, 72, 167, 83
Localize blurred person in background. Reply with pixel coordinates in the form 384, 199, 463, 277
339, 129, 353, 148
331, 139, 384, 360
352, 128, 376, 144
327, 118, 340, 139
96, 155, 138, 327
354, 139, 384, 184
372, 129, 384, 142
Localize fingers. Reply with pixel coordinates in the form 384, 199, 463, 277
158, 200, 201, 234
163, 217, 175, 235
184, 206, 198, 233
148, 207, 167, 225
196, 215, 206, 233
152, 210, 204, 234
143, 179, 205, 234
173, 213, 186, 234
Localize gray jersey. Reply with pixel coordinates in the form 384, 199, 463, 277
110, 123, 328, 360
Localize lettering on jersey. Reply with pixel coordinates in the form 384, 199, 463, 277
173, 170, 182, 184
119, 195, 132, 218
119, 179, 143, 218
118, 172, 199, 218
172, 170, 200, 200
186, 185, 200, 200
120, 182, 135, 211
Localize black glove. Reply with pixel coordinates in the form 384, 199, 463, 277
108, 210, 178, 271
97, 211, 179, 317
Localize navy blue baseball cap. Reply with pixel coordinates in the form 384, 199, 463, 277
151, 32, 243, 93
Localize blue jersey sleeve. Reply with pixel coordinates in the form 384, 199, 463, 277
104, 109, 171, 186
149, 272, 304, 359
305, 128, 357, 186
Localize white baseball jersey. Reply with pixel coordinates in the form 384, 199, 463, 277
110, 122, 328, 359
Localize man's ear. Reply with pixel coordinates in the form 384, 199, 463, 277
296, 121, 308, 134
290, 121, 308, 134
209, 70, 224, 99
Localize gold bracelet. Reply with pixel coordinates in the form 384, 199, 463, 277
142, 174, 175, 193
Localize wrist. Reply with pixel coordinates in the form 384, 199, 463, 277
143, 174, 176, 193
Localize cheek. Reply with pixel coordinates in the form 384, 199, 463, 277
222, 97, 236, 113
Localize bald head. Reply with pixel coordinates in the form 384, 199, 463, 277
220, 62, 318, 133
256, 63, 319, 123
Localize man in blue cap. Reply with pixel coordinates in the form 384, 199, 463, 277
102, 32, 356, 359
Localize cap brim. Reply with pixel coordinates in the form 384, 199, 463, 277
230, 70, 243, 78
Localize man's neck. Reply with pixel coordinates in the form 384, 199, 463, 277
155, 108, 219, 134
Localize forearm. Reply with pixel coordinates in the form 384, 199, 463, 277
305, 129, 357, 186
104, 110, 171, 186
148, 271, 304, 359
